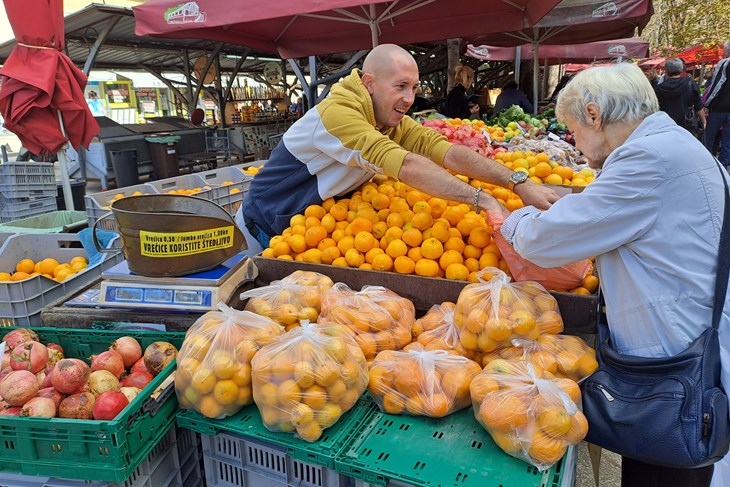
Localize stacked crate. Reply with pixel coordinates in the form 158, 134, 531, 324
0, 162, 57, 222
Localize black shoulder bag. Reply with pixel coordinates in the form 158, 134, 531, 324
581, 161, 730, 468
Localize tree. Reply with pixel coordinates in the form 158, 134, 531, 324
643, 0, 730, 54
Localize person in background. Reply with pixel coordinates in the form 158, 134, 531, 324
236, 44, 558, 254
409, 86, 430, 114
703, 42, 730, 168
480, 62, 728, 487
550, 74, 573, 102
644, 69, 659, 89
85, 91, 105, 117
493, 80, 533, 114
653, 58, 705, 137
442, 64, 475, 119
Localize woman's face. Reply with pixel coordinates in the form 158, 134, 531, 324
563, 113, 612, 170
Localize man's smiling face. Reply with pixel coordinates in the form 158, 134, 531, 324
363, 55, 419, 129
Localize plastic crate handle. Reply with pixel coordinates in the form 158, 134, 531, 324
92, 212, 117, 254
125, 375, 176, 429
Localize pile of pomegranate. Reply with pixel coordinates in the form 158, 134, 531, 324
0, 329, 178, 420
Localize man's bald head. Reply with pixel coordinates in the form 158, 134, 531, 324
362, 44, 418, 78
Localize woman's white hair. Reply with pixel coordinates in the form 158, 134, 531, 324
555, 63, 659, 127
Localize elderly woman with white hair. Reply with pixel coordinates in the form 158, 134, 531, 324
481, 63, 729, 487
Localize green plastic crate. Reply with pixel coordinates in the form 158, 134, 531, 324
176, 395, 373, 469
0, 327, 185, 482
0, 211, 87, 234
335, 397, 567, 487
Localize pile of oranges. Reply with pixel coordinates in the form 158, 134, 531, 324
243, 271, 334, 331
0, 256, 88, 283
242, 164, 264, 176
251, 322, 369, 442
175, 307, 284, 419
492, 150, 595, 187
470, 360, 588, 468
319, 284, 414, 361
368, 345, 482, 418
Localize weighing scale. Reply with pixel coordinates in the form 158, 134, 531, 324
98, 252, 253, 311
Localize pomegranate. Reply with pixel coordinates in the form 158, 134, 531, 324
35, 370, 46, 387
37, 387, 65, 408
47, 343, 64, 354
110, 337, 142, 369
0, 400, 8, 409
0, 407, 22, 416
143, 342, 178, 376
2, 329, 39, 351
51, 359, 90, 394
88, 370, 120, 397
9, 341, 48, 373
120, 387, 141, 403
0, 370, 39, 406
130, 358, 148, 374
21, 397, 56, 418
90, 350, 125, 379
41, 365, 55, 388
92, 391, 129, 420
58, 392, 95, 419
120, 371, 153, 389
47, 348, 64, 366
2, 352, 9, 369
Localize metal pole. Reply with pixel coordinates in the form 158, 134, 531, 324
514, 46, 522, 83
532, 43, 540, 114
369, 4, 379, 47
56, 112, 75, 211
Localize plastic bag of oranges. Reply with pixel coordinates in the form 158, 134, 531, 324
251, 321, 369, 442
175, 303, 285, 419
454, 268, 563, 353
497, 335, 598, 382
319, 284, 414, 361
486, 211, 591, 290
408, 302, 485, 363
242, 270, 334, 331
369, 346, 481, 417
470, 360, 588, 471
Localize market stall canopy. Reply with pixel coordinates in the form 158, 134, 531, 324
133, 0, 563, 59
0, 0, 98, 155
471, 0, 653, 47
466, 38, 649, 64
676, 44, 722, 67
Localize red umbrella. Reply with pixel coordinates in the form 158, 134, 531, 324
0, 0, 99, 157
133, 0, 562, 59
676, 44, 722, 67
467, 38, 650, 64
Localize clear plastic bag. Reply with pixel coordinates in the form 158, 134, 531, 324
408, 302, 484, 363
454, 268, 564, 353
319, 284, 414, 360
369, 347, 481, 417
470, 360, 588, 471
250, 321, 369, 442
175, 303, 285, 419
505, 335, 599, 382
487, 212, 591, 290
242, 270, 334, 331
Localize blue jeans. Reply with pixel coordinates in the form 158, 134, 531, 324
703, 110, 730, 165
234, 207, 268, 255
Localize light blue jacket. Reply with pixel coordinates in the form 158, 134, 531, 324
501, 112, 730, 399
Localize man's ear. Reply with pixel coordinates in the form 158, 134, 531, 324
584, 103, 601, 126
361, 73, 375, 95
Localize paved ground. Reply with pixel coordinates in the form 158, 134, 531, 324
575, 442, 621, 487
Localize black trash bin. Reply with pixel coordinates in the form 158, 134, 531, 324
56, 179, 87, 211
109, 149, 140, 188
145, 134, 181, 179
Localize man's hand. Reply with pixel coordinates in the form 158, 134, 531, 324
513, 180, 560, 209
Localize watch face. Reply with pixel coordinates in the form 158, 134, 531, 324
511, 171, 529, 184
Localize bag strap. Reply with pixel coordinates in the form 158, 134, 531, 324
711, 161, 730, 330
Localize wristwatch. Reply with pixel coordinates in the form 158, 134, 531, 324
507, 171, 529, 191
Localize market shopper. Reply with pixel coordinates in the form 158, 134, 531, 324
481, 63, 729, 487
653, 58, 705, 137
442, 64, 475, 119
703, 42, 730, 167
237, 44, 558, 254
493, 80, 534, 114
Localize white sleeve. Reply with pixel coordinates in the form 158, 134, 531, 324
501, 143, 664, 267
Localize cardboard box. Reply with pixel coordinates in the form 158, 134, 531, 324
251, 256, 598, 335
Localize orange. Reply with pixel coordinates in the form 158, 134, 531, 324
410, 212, 433, 231
401, 227, 423, 247
439, 250, 464, 271
321, 214, 337, 233
10, 271, 30, 281
337, 236, 356, 255
15, 259, 35, 274
463, 245, 482, 260
329, 203, 348, 221
424, 393, 450, 417
582, 275, 599, 293
479, 252, 500, 269
490, 431, 522, 454
554, 378, 582, 404
468, 227, 491, 248
354, 231, 375, 252
382, 393, 406, 414
322, 197, 336, 211
528, 431, 567, 465
564, 410, 589, 443
393, 256, 416, 274
537, 405, 573, 438
0, 272, 11, 281
443, 236, 465, 253
407, 247, 423, 262
442, 206, 467, 226
304, 226, 327, 248
297, 420, 323, 442
361, 185, 378, 202
348, 217, 373, 235
479, 394, 528, 432
213, 379, 239, 405
371, 253, 394, 272
320, 246, 341, 265
544, 173, 563, 185
345, 248, 365, 267
420, 238, 444, 260
371, 193, 390, 211
456, 218, 480, 237
54, 269, 75, 282
430, 221, 450, 243
534, 162, 553, 178
304, 216, 321, 228
365, 247, 385, 264
198, 395, 225, 419
405, 189, 428, 207
304, 204, 326, 220
414, 258, 440, 277
385, 239, 408, 259
445, 263, 469, 281
300, 248, 323, 264
38, 258, 60, 276
570, 286, 592, 295
464, 257, 480, 272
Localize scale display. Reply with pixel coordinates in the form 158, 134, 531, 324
104, 284, 212, 308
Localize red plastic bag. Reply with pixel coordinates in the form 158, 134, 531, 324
488, 212, 591, 289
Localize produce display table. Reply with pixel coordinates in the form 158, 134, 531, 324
40, 277, 254, 331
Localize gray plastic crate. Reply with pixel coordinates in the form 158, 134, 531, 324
0, 233, 124, 326
0, 197, 57, 223
0, 162, 56, 199
0, 426, 202, 487
84, 184, 160, 232
202, 432, 347, 487
145, 173, 215, 200
197, 166, 251, 215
